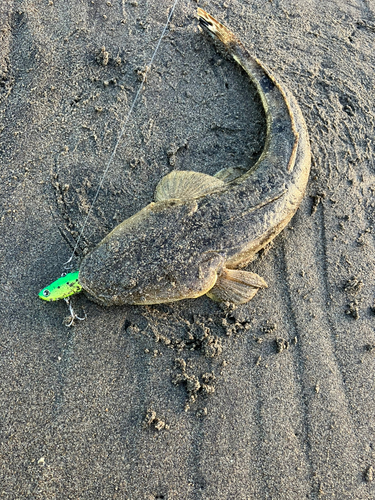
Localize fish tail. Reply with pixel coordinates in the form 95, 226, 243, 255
197, 8, 237, 47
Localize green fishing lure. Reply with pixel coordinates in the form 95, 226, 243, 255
39, 271, 82, 302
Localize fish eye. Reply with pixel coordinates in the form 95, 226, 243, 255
43, 289, 51, 297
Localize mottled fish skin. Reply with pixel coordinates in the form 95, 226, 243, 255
78, 9, 310, 306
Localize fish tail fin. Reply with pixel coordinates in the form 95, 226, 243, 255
197, 8, 237, 47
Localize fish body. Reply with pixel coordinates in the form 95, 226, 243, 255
39, 9, 310, 306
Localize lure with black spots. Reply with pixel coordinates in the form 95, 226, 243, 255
39, 271, 81, 301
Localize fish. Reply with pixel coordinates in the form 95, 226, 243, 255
39, 8, 310, 306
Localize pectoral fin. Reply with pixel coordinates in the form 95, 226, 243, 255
155, 170, 225, 201
206, 268, 267, 304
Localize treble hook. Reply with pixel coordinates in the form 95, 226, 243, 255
64, 297, 86, 327
63, 255, 74, 271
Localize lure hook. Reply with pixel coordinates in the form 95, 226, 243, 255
64, 297, 86, 327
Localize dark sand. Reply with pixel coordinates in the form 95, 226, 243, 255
1, 0, 375, 498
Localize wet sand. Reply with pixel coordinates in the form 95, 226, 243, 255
1, 0, 375, 498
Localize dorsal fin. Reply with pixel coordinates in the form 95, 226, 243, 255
214, 166, 247, 182
155, 170, 225, 202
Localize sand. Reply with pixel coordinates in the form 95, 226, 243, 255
1, 0, 375, 498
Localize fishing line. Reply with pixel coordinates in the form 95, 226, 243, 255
64, 0, 180, 269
